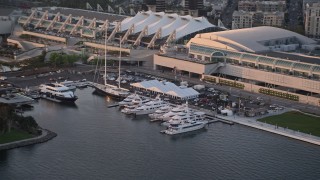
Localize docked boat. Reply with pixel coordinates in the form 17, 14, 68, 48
76, 79, 90, 88
119, 94, 142, 107
159, 103, 190, 121
162, 111, 206, 127
59, 80, 77, 91
121, 96, 150, 114
131, 96, 168, 115
39, 83, 78, 103
92, 31, 129, 100
149, 105, 172, 120
164, 120, 208, 135
121, 105, 137, 114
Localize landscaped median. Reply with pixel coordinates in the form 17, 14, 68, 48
257, 111, 320, 137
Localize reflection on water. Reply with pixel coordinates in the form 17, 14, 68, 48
169, 128, 208, 141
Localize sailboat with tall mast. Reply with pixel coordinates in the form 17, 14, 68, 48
92, 31, 130, 100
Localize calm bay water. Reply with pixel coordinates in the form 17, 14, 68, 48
0, 87, 320, 180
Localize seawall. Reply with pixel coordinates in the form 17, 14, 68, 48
0, 129, 57, 151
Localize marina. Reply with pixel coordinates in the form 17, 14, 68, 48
1, 87, 319, 179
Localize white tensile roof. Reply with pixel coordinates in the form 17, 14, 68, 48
133, 12, 164, 34
120, 11, 151, 31
146, 14, 177, 36
188, 26, 316, 52
160, 15, 191, 38
175, 16, 215, 40
131, 80, 199, 99
120, 11, 215, 39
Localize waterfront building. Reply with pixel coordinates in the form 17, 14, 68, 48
154, 27, 320, 106
131, 80, 199, 100
17, 7, 222, 49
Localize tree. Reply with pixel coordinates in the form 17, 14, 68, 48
0, 103, 14, 134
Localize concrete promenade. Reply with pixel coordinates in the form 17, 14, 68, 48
216, 111, 320, 146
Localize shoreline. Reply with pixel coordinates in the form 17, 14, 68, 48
216, 111, 320, 146
0, 129, 57, 151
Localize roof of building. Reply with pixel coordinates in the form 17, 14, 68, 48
41, 7, 127, 22
131, 80, 199, 99
120, 11, 215, 38
188, 26, 316, 53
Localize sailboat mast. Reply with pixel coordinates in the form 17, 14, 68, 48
118, 37, 122, 89
104, 29, 107, 86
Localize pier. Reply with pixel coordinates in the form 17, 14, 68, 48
215, 113, 320, 146
107, 104, 119, 108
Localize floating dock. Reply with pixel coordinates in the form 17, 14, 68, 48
107, 104, 119, 108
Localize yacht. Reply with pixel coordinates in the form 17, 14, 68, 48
148, 105, 172, 120
92, 31, 129, 100
59, 80, 77, 91
121, 105, 137, 114
76, 79, 89, 88
131, 97, 168, 115
121, 96, 150, 114
159, 104, 190, 121
119, 94, 142, 107
164, 120, 208, 135
162, 111, 206, 127
39, 83, 78, 103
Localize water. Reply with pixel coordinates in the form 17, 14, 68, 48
0, 88, 320, 180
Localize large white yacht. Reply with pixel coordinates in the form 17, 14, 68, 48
148, 105, 172, 120
159, 104, 190, 121
131, 96, 168, 115
121, 96, 150, 114
39, 83, 78, 103
164, 119, 208, 135
59, 80, 77, 91
119, 94, 139, 106
119, 94, 149, 107
162, 111, 206, 127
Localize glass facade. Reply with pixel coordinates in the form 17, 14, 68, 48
189, 43, 320, 80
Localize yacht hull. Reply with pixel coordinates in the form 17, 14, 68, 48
164, 123, 207, 135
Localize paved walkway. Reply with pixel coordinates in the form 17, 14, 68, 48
216, 110, 320, 146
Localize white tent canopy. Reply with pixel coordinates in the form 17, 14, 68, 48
147, 14, 176, 36
133, 12, 164, 34
175, 17, 214, 40
120, 11, 151, 31
160, 15, 189, 38
131, 80, 199, 100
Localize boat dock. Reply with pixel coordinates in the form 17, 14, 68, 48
107, 104, 119, 108
206, 114, 235, 125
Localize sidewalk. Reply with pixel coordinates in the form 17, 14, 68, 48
216, 111, 320, 146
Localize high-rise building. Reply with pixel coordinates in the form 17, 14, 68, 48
232, 11, 253, 29
305, 3, 320, 38
262, 12, 284, 27
145, 0, 165, 12
183, 0, 204, 16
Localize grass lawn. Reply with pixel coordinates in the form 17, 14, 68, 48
0, 129, 35, 144
258, 111, 320, 137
